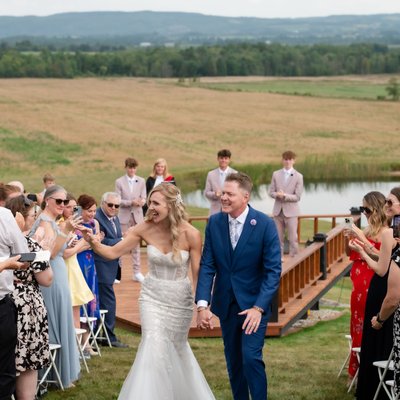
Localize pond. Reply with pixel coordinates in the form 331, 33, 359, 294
183, 180, 400, 217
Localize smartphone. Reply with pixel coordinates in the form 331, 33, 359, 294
10, 252, 36, 262
73, 205, 82, 218
344, 217, 354, 228
67, 234, 78, 247
393, 215, 400, 238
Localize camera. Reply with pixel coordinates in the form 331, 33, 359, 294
393, 215, 400, 238
27, 193, 38, 202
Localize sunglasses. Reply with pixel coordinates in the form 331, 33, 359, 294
385, 199, 400, 207
106, 203, 120, 209
50, 197, 70, 206
360, 206, 372, 215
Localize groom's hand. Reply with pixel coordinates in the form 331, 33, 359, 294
239, 308, 262, 335
197, 309, 214, 330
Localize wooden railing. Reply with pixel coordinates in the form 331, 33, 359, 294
270, 222, 348, 323
297, 213, 351, 244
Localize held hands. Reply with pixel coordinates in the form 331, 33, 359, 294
276, 190, 285, 200
348, 238, 366, 254
239, 307, 262, 335
197, 308, 214, 330
79, 226, 100, 247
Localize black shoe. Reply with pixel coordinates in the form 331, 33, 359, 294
111, 341, 129, 348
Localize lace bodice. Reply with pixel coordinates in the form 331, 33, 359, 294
146, 245, 190, 281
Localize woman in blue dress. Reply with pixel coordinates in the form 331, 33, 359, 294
76, 194, 101, 356
29, 185, 81, 389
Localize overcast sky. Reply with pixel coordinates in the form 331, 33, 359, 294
1, 0, 400, 18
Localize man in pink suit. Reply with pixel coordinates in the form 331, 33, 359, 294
204, 149, 237, 215
268, 150, 303, 258
115, 157, 146, 282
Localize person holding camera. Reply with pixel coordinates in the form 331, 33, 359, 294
349, 187, 400, 399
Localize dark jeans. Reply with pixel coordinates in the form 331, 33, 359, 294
0, 295, 17, 400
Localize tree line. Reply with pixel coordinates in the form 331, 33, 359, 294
0, 43, 399, 78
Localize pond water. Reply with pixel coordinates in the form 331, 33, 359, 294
183, 180, 400, 217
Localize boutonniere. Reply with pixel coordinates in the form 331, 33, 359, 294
250, 219, 257, 226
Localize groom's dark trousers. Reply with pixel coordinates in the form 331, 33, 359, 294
196, 206, 281, 400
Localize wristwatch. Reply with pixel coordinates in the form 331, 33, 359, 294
376, 313, 385, 325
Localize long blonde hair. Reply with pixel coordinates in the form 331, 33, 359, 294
150, 158, 169, 179
363, 191, 388, 238
145, 183, 188, 260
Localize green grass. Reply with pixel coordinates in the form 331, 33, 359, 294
198, 80, 388, 100
0, 128, 81, 166
44, 311, 353, 399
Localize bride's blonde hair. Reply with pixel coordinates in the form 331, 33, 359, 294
146, 183, 188, 260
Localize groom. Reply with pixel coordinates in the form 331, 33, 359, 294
196, 172, 281, 400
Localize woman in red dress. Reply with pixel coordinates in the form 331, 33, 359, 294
347, 191, 388, 379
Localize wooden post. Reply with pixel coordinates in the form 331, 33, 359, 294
313, 233, 328, 280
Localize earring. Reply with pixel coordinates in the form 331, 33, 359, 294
46, 203, 49, 207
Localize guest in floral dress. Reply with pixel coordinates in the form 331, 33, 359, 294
6, 195, 53, 400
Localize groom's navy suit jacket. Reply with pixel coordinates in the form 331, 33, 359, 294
196, 205, 281, 321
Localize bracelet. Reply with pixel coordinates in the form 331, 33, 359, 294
197, 306, 207, 312
376, 313, 385, 325
253, 305, 264, 314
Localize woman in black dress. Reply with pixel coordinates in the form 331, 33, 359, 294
350, 187, 400, 399
143, 158, 176, 215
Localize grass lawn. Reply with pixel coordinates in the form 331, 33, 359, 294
44, 310, 352, 399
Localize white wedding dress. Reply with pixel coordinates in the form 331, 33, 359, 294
118, 245, 215, 400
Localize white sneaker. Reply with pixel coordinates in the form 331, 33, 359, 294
133, 272, 145, 283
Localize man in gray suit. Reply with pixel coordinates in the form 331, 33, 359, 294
115, 157, 146, 282
268, 150, 303, 258
204, 149, 237, 215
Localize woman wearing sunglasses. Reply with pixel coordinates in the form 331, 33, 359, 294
349, 187, 400, 399
29, 185, 82, 389
61, 194, 94, 330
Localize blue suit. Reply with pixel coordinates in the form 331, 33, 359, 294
94, 207, 123, 343
196, 205, 281, 400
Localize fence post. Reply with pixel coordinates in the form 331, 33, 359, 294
269, 290, 279, 323
313, 233, 328, 280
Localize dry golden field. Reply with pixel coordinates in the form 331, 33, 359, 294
0, 76, 399, 193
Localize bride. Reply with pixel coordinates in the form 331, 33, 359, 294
84, 183, 215, 399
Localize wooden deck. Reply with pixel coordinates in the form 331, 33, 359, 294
115, 232, 351, 338
114, 252, 223, 337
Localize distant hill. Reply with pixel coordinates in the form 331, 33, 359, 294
0, 11, 400, 46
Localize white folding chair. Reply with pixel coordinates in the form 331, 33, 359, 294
94, 309, 112, 348
338, 334, 352, 378
75, 327, 90, 373
348, 347, 361, 392
373, 347, 394, 400
36, 343, 64, 392
80, 304, 101, 356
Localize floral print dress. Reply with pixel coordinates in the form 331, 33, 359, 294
12, 237, 51, 372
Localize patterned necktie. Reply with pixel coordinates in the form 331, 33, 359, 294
230, 219, 240, 249
110, 218, 117, 234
